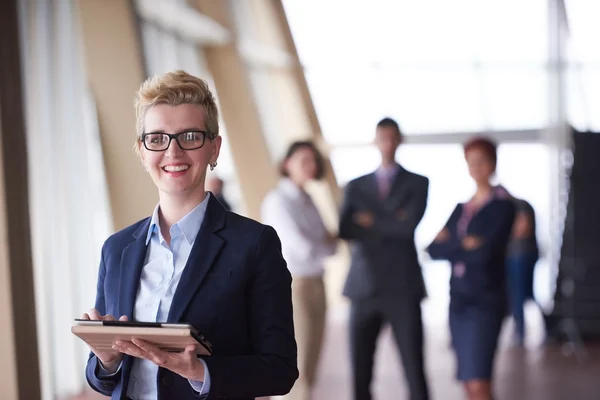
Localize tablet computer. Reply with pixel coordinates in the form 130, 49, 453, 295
72, 320, 212, 356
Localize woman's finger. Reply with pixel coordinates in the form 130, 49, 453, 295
132, 339, 167, 365
87, 308, 101, 320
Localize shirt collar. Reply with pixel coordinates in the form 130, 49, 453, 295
278, 178, 306, 200
376, 163, 401, 179
145, 193, 211, 245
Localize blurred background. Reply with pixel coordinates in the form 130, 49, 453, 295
1, 0, 599, 399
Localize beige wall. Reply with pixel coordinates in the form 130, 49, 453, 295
77, 0, 158, 230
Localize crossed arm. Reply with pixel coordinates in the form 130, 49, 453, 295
427, 201, 516, 264
339, 178, 429, 242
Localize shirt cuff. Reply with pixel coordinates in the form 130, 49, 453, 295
188, 358, 210, 395
96, 359, 122, 378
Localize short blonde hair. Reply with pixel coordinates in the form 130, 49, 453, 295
134, 70, 219, 151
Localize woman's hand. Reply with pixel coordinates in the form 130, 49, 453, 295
462, 235, 484, 250
326, 232, 339, 244
512, 212, 533, 239
81, 308, 128, 373
434, 228, 450, 243
114, 339, 205, 381
353, 211, 374, 228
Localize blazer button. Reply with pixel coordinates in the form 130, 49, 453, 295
162, 375, 172, 386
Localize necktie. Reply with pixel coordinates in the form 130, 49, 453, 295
378, 172, 391, 199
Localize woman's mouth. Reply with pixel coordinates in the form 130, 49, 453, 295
162, 164, 190, 172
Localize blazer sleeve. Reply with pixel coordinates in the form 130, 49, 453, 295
338, 180, 371, 241
85, 244, 122, 396
371, 177, 429, 240
459, 199, 516, 265
427, 200, 516, 264
201, 226, 298, 399
426, 205, 463, 261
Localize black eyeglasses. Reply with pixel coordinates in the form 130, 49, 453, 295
140, 130, 213, 152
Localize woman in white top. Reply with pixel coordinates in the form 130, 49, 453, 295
261, 141, 337, 400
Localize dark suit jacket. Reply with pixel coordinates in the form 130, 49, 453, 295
427, 198, 515, 302
85, 196, 298, 400
339, 165, 429, 300
214, 193, 232, 211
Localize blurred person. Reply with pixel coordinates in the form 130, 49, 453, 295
261, 140, 337, 400
427, 137, 515, 400
339, 118, 430, 400
81, 70, 298, 400
206, 175, 232, 211
506, 197, 539, 346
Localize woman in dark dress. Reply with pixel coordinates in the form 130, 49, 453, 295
427, 137, 515, 400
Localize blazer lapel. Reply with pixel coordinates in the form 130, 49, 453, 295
118, 219, 150, 319
387, 166, 410, 201
167, 195, 225, 323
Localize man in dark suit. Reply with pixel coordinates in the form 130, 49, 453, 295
339, 118, 430, 400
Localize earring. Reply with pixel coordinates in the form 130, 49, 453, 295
209, 161, 218, 171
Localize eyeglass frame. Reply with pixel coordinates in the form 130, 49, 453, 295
139, 130, 215, 152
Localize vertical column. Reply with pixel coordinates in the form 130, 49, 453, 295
546, 0, 570, 308
194, 0, 279, 220
0, 0, 42, 399
248, 0, 350, 310
76, 0, 157, 230
268, 0, 342, 207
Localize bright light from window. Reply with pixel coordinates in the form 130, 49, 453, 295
283, 0, 550, 142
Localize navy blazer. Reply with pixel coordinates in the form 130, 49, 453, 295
427, 198, 515, 302
85, 195, 298, 400
339, 166, 429, 300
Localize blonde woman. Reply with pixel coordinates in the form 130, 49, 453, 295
81, 70, 298, 400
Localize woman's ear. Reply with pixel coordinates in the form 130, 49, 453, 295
212, 135, 222, 158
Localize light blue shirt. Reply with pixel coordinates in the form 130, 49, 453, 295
99, 194, 211, 399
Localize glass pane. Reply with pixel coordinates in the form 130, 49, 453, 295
307, 67, 485, 144
286, 0, 549, 137
566, 67, 589, 131
565, 1, 600, 64
579, 68, 600, 131
361, 0, 482, 65
377, 69, 484, 134
470, 0, 548, 64
481, 68, 548, 130
284, 0, 547, 66
305, 68, 385, 145
329, 146, 381, 186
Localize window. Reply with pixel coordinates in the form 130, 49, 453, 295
565, 1, 600, 131
283, 0, 550, 142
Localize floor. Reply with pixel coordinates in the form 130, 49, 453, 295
307, 303, 600, 400
71, 302, 600, 400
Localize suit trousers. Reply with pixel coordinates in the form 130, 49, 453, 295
349, 296, 429, 400
281, 276, 327, 400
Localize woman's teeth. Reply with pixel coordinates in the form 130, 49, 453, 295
163, 165, 189, 172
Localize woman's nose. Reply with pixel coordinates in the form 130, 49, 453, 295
165, 138, 184, 157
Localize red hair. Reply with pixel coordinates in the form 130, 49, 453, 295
463, 136, 497, 167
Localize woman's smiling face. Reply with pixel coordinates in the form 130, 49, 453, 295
140, 103, 221, 199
